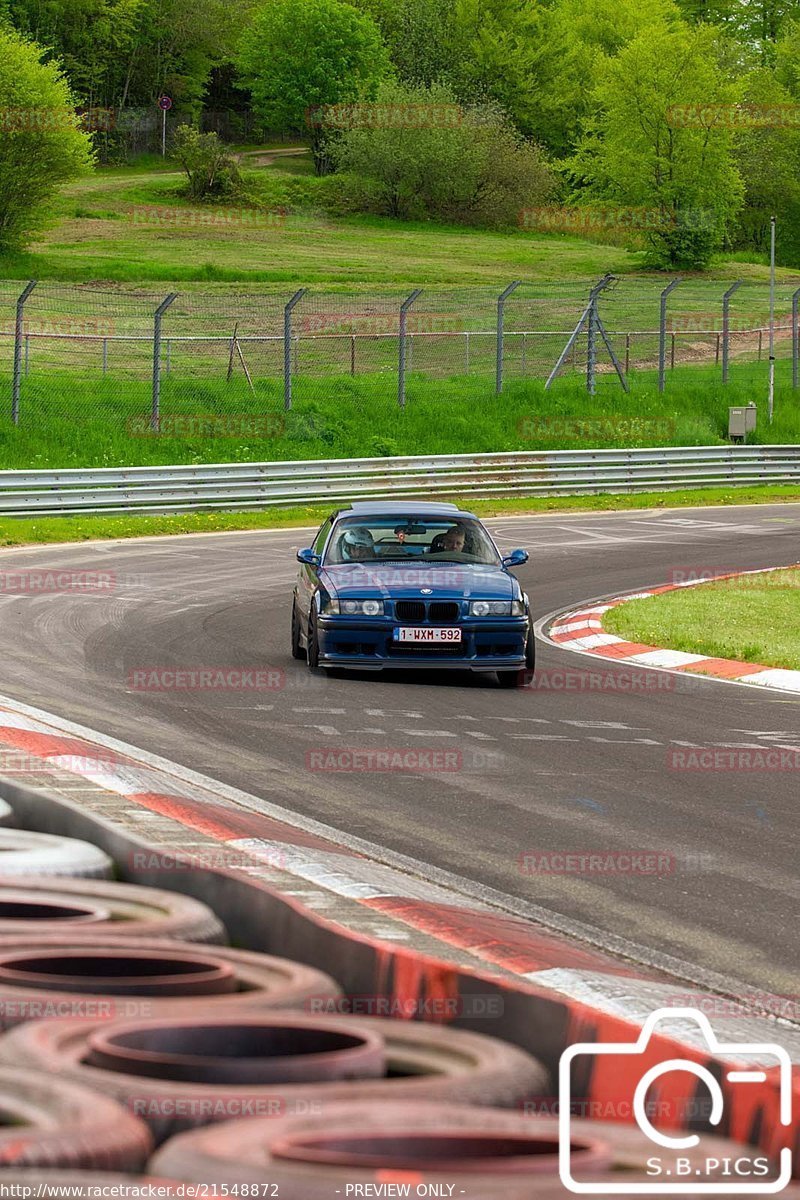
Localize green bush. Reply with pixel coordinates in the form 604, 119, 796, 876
172, 126, 241, 201
331, 80, 556, 227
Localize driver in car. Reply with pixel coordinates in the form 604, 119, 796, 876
340, 526, 375, 561
431, 525, 467, 554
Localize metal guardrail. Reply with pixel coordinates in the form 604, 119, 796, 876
0, 445, 797, 517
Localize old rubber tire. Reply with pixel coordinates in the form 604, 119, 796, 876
0, 829, 112, 879
0, 1065, 151, 1170
290, 599, 305, 660
152, 1103, 796, 1199
0, 935, 342, 1029
151, 1101, 610, 1196
0, 797, 14, 826
0, 1013, 548, 1144
0, 877, 226, 942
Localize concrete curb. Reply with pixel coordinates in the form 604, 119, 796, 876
547, 563, 800, 696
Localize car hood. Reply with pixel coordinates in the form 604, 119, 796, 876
319, 563, 517, 601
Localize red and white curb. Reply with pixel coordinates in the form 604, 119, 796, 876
548, 564, 800, 695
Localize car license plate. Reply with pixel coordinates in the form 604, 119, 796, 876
394, 627, 462, 642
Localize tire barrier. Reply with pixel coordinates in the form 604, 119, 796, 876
0, 877, 226, 942
0, 1013, 549, 1144
0, 797, 14, 826
0, 1066, 151, 1170
0, 936, 343, 1028
151, 1102, 796, 1199
0, 829, 112, 879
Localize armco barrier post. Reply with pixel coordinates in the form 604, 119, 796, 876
151, 292, 178, 432
658, 277, 681, 393
284, 289, 307, 411
721, 280, 743, 384
496, 281, 521, 395
793, 285, 800, 389
398, 289, 422, 408
11, 281, 37, 425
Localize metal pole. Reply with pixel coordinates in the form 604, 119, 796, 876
11, 281, 37, 425
102, 338, 108, 376
792, 286, 800, 389
162, 108, 167, 157
151, 292, 178, 432
398, 289, 422, 409
283, 288, 307, 411
496, 281, 521, 395
658, 278, 681, 393
586, 275, 615, 395
625, 333, 630, 374
721, 281, 743, 384
768, 215, 776, 423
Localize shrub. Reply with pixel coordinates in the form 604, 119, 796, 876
172, 126, 241, 201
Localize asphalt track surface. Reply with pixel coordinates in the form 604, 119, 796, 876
0, 502, 798, 1001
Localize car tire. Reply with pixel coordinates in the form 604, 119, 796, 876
0, 830, 113, 879
290, 599, 305, 660
151, 1102, 611, 1195
0, 1065, 151, 1170
0, 1013, 548, 1144
0, 877, 226, 943
0, 935, 342, 1029
306, 610, 325, 673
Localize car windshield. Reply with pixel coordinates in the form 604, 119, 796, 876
325, 516, 500, 565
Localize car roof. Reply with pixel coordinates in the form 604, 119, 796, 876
335, 501, 477, 519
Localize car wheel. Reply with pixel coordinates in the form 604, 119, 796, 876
306, 611, 324, 673
290, 600, 305, 660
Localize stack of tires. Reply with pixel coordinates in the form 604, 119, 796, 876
0, 801, 791, 1198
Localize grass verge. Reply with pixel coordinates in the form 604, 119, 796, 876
0, 485, 797, 549
605, 566, 800, 671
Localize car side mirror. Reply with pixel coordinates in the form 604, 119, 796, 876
297, 548, 321, 568
502, 548, 529, 568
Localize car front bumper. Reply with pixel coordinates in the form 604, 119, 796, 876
317, 616, 528, 671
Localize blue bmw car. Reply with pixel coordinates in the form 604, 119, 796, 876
291, 501, 535, 687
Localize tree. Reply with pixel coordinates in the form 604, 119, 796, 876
0, 27, 93, 251
172, 125, 240, 199
235, 0, 390, 172
568, 23, 744, 268
733, 67, 800, 264
332, 79, 555, 226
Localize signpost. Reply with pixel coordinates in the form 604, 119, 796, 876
158, 95, 172, 156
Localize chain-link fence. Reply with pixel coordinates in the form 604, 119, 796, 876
3, 276, 800, 427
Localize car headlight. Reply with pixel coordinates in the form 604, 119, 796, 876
320, 596, 340, 615
469, 600, 526, 616
339, 599, 385, 616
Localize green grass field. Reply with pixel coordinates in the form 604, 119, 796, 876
605, 567, 800, 670
1, 363, 799, 468
0, 149, 794, 288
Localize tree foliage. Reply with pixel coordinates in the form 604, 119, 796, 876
236, 0, 390, 171
569, 24, 744, 267
0, 25, 93, 251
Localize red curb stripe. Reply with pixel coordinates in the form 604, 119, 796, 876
0, 727, 127, 765
364, 897, 647, 977
678, 657, 773, 679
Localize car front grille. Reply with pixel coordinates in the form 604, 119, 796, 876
395, 600, 426, 622
428, 601, 460, 624
394, 599, 460, 624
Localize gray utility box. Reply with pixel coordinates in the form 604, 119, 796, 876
729, 405, 757, 442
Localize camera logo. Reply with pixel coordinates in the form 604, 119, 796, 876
559, 1007, 793, 1194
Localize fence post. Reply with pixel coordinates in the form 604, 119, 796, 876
102, 339, 108, 376
283, 289, 307, 411
151, 292, 178, 432
11, 280, 37, 425
793, 286, 800, 388
398, 289, 422, 409
496, 281, 521, 395
658, 277, 681, 393
721, 280, 743, 384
